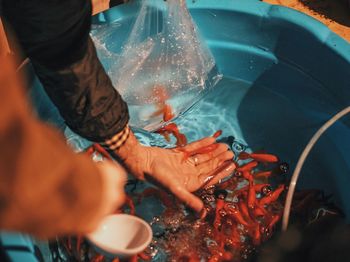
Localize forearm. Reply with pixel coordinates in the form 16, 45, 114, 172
3, 0, 130, 142
32, 37, 130, 142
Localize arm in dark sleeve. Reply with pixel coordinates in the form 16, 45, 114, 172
2, 0, 129, 142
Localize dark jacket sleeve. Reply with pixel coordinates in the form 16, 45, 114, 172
2, 0, 129, 142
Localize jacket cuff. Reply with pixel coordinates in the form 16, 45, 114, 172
100, 125, 130, 150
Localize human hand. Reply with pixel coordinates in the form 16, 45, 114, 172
92, 0, 110, 15
145, 138, 236, 213
86, 161, 127, 232
115, 131, 236, 213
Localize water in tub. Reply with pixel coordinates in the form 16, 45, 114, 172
59, 1, 350, 261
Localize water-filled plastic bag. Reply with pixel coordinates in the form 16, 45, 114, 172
91, 0, 220, 130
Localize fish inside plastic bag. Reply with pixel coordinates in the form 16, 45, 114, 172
91, 0, 221, 130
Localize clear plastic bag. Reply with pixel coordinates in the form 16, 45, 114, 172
92, 0, 220, 130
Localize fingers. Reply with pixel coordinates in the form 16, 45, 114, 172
199, 161, 236, 188
206, 162, 236, 186
188, 144, 233, 166
169, 184, 204, 213
196, 149, 234, 174
181, 136, 216, 152
145, 158, 204, 213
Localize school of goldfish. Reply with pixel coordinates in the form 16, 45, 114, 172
138, 87, 289, 261
135, 148, 289, 262
53, 86, 289, 262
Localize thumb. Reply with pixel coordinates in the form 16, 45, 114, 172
96, 161, 127, 211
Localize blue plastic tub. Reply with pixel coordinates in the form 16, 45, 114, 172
93, 0, 350, 222
7, 0, 350, 261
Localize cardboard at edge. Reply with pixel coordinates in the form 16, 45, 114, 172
0, 18, 11, 58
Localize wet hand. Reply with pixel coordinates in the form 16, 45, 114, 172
146, 138, 236, 212
117, 132, 236, 213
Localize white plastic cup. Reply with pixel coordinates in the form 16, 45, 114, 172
87, 214, 153, 259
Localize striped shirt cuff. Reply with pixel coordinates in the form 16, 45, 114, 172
100, 125, 130, 150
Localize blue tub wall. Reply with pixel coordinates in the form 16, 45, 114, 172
192, 0, 350, 218
100, 0, 350, 96
0, 232, 38, 262
189, 0, 350, 219
188, 1, 350, 101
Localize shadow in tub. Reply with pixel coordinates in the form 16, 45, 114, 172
235, 60, 350, 223
253, 216, 350, 262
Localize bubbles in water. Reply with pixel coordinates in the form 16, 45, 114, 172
219, 209, 227, 217
205, 186, 216, 195
204, 195, 216, 203
205, 205, 213, 213
146, 243, 162, 260
262, 185, 273, 196
150, 216, 162, 225
234, 170, 243, 178
279, 162, 289, 174
232, 141, 246, 153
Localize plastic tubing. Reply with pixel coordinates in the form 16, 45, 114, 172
16, 57, 30, 72
282, 106, 350, 231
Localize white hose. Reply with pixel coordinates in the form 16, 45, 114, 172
16, 58, 30, 72
281, 106, 350, 231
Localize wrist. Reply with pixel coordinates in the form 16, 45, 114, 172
100, 124, 153, 180
112, 128, 152, 180
101, 125, 131, 152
